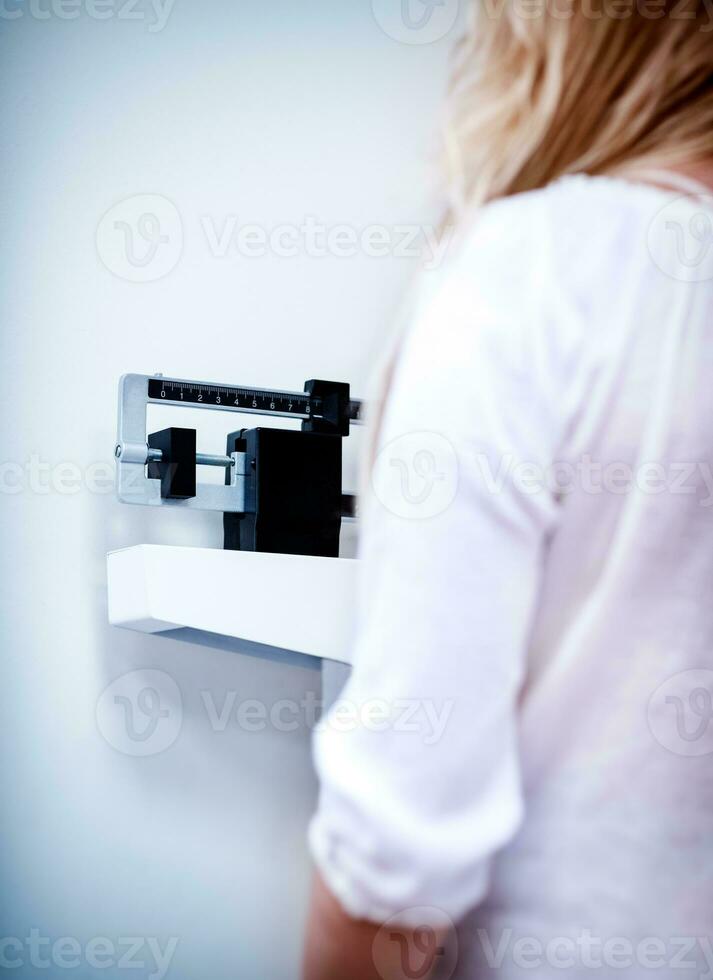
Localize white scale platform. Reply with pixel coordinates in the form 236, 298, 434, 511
107, 545, 356, 696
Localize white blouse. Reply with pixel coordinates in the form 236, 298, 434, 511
309, 175, 713, 979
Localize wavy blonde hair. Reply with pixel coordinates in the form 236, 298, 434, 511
444, 0, 713, 213
366, 2, 713, 452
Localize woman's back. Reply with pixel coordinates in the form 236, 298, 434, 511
303, 5, 713, 978
310, 174, 713, 979
459, 175, 713, 977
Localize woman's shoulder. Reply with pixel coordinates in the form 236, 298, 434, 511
398, 175, 696, 434
433, 173, 707, 351
417, 175, 665, 340
455, 173, 681, 280
458, 173, 713, 291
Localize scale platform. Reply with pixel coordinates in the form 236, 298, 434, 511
107, 545, 357, 668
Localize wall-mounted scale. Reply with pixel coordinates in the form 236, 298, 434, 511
114, 373, 363, 558
110, 373, 363, 692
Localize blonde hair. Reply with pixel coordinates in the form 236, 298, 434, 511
366, 3, 713, 456
444, 0, 713, 214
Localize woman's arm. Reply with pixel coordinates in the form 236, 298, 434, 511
302, 873, 445, 980
302, 872, 380, 980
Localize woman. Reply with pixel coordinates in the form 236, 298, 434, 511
303, 4, 713, 978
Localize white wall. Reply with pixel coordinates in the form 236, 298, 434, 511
0, 3, 454, 976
